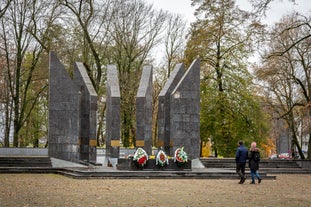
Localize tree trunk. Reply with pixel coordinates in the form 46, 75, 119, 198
13, 106, 20, 147
96, 103, 106, 146
289, 114, 305, 159
4, 95, 11, 147
307, 133, 311, 159
292, 134, 305, 159
307, 107, 311, 159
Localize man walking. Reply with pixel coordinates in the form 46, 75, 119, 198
235, 140, 248, 184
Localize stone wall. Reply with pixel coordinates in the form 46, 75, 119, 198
0, 148, 48, 156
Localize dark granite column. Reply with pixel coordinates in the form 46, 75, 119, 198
106, 65, 121, 163
157, 64, 185, 156
170, 59, 200, 159
48, 51, 80, 162
73, 62, 98, 163
136, 65, 153, 155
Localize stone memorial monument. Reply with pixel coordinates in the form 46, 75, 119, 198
118, 59, 200, 170
157, 63, 185, 156
73, 62, 98, 163
136, 65, 153, 155
49, 50, 200, 168
48, 52, 98, 163
170, 59, 201, 159
105, 65, 121, 166
48, 52, 80, 162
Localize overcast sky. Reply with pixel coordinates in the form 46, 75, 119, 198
147, 0, 311, 26
146, 0, 310, 64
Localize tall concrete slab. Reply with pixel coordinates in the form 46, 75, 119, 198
136, 65, 153, 155
48, 51, 80, 162
157, 64, 185, 156
170, 59, 200, 159
106, 65, 121, 160
73, 62, 98, 163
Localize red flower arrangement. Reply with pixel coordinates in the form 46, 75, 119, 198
133, 147, 148, 168
174, 147, 188, 166
156, 149, 169, 167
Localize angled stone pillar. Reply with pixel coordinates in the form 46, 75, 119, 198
73, 62, 98, 163
106, 65, 121, 162
157, 64, 185, 156
48, 51, 80, 162
170, 59, 200, 159
136, 65, 153, 155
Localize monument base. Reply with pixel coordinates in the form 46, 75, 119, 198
117, 158, 191, 171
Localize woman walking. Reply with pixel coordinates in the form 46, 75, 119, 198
248, 142, 262, 184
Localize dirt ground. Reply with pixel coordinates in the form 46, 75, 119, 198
0, 174, 310, 207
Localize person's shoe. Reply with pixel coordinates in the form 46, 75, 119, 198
250, 181, 255, 184
241, 177, 246, 184
258, 178, 262, 184
238, 177, 243, 184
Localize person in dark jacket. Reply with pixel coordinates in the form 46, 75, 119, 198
235, 140, 248, 184
248, 142, 262, 184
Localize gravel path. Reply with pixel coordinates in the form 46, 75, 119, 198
0, 174, 310, 207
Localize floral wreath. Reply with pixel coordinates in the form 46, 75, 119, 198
133, 147, 148, 167
156, 149, 169, 167
174, 147, 188, 165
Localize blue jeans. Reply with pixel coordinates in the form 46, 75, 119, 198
250, 169, 261, 182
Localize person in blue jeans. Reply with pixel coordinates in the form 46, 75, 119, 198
248, 142, 262, 184
235, 140, 248, 184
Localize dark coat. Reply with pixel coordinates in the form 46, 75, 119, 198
235, 145, 248, 163
249, 148, 260, 170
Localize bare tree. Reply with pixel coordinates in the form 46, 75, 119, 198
59, 0, 117, 92
0, 40, 14, 146
109, 0, 166, 147
255, 13, 310, 159
0, 0, 12, 18
0, 0, 59, 147
58, 0, 121, 145
164, 14, 186, 78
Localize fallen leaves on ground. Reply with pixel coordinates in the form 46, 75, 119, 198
0, 174, 310, 207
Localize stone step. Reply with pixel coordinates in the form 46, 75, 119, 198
0, 162, 276, 180
0, 156, 52, 168
200, 158, 301, 169
0, 166, 276, 179
56, 168, 276, 180
201, 163, 300, 168
199, 158, 311, 174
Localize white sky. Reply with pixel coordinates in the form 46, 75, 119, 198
146, 0, 311, 65
147, 0, 311, 25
